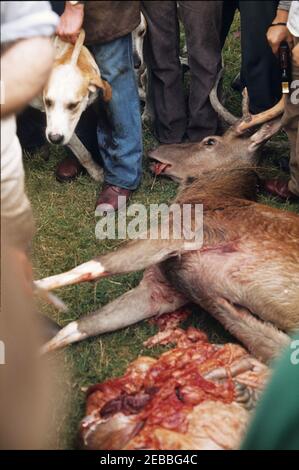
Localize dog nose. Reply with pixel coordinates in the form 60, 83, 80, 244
48, 133, 64, 144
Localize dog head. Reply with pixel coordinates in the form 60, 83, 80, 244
44, 30, 112, 145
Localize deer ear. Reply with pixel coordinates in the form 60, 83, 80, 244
88, 73, 112, 102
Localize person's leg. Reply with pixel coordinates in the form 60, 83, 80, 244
239, 1, 281, 113
179, 1, 222, 142
142, 0, 187, 143
91, 34, 142, 192
221, 1, 243, 92
220, 0, 238, 49
1, 115, 34, 250
283, 37, 299, 197
1, 115, 61, 337
264, 37, 299, 200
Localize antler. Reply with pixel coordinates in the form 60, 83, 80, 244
209, 67, 238, 125
235, 96, 285, 134
241, 87, 250, 119
210, 67, 285, 133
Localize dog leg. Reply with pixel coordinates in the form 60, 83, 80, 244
67, 133, 103, 182
141, 69, 155, 125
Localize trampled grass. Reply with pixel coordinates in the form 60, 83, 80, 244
24, 15, 298, 448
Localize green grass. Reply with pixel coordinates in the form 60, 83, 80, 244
25, 15, 298, 448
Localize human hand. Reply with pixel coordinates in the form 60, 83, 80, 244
56, 1, 84, 44
266, 9, 293, 55
267, 25, 293, 55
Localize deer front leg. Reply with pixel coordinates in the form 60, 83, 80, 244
41, 266, 188, 353
35, 236, 202, 292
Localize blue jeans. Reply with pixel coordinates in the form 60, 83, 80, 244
92, 34, 142, 190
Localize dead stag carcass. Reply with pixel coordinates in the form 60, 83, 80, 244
36, 71, 299, 363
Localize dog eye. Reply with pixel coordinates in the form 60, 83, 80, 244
67, 101, 80, 110
204, 138, 216, 146
45, 98, 53, 108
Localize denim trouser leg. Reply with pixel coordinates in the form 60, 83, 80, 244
92, 34, 143, 190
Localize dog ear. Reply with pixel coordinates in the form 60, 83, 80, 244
101, 80, 112, 102
70, 30, 86, 66
88, 74, 112, 102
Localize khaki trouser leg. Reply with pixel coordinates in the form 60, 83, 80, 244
1, 115, 34, 250
281, 36, 299, 196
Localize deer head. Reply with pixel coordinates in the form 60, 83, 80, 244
149, 68, 284, 184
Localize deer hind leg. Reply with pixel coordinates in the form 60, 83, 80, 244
41, 265, 188, 353
207, 298, 290, 363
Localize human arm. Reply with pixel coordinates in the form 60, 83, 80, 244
1, 37, 54, 118
56, 1, 85, 44
266, 3, 293, 55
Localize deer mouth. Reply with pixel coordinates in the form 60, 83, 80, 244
150, 161, 172, 176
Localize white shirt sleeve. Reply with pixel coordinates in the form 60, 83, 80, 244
287, 0, 299, 37
1, 1, 58, 44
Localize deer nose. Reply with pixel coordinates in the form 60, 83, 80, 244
48, 133, 64, 144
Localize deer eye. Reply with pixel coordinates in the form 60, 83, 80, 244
204, 138, 217, 146
44, 98, 53, 108
67, 101, 80, 111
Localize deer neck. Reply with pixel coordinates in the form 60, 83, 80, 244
177, 166, 258, 205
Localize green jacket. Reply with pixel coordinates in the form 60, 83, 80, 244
242, 334, 299, 450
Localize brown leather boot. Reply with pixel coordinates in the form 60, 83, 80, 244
264, 179, 299, 201
55, 153, 85, 182
95, 184, 132, 213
